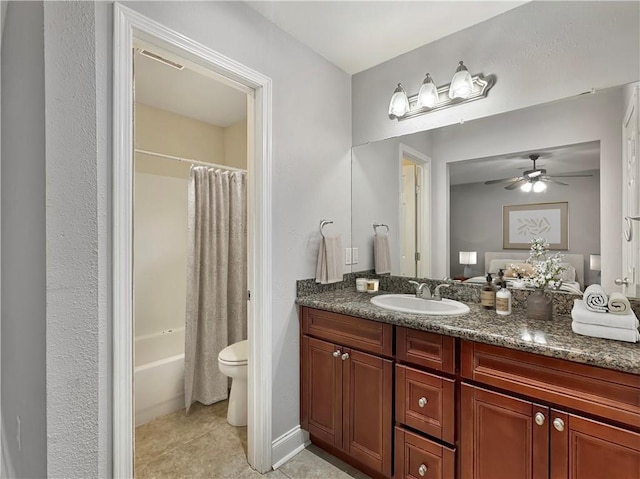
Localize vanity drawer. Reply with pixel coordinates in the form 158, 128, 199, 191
461, 340, 640, 428
395, 426, 455, 479
397, 327, 456, 374
301, 306, 393, 357
396, 364, 455, 444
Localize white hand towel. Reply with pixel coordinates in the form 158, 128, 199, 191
572, 321, 639, 343
315, 235, 343, 284
583, 284, 608, 313
374, 234, 391, 274
572, 299, 639, 330
608, 292, 631, 315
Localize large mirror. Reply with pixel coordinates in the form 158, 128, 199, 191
351, 83, 638, 296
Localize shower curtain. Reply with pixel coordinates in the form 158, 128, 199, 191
184, 166, 247, 410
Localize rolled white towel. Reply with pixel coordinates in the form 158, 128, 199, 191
608, 292, 631, 315
572, 321, 639, 343
572, 300, 639, 330
583, 284, 608, 313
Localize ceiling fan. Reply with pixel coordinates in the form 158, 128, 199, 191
484, 154, 593, 192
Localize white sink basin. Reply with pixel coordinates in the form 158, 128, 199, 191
371, 294, 470, 315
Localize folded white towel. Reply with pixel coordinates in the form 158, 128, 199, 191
572, 321, 639, 343
608, 292, 631, 315
583, 284, 608, 313
315, 235, 343, 284
374, 234, 391, 275
572, 300, 639, 330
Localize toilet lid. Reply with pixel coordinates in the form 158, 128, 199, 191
218, 339, 248, 364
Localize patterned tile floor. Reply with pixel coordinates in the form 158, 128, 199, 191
135, 401, 371, 478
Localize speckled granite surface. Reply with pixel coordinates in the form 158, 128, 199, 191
295, 288, 640, 375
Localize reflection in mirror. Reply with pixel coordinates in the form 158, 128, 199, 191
351, 83, 637, 296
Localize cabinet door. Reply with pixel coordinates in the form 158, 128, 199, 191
550, 410, 640, 479
343, 347, 393, 477
301, 336, 343, 447
461, 383, 549, 479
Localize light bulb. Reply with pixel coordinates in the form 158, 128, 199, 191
520, 182, 533, 192
533, 181, 547, 192
388, 83, 410, 117
448, 61, 473, 99
417, 74, 438, 109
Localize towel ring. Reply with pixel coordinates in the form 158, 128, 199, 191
373, 223, 389, 234
320, 220, 333, 238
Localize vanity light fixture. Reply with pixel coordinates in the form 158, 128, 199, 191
389, 61, 495, 121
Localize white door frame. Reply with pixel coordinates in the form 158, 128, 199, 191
113, 4, 273, 476
398, 144, 431, 278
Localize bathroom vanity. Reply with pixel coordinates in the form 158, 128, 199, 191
297, 289, 640, 479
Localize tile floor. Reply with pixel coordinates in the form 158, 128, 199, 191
135, 401, 371, 479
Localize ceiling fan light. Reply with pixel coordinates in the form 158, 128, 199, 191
533, 181, 547, 192
389, 83, 410, 117
520, 182, 533, 192
448, 61, 473, 99
417, 74, 439, 109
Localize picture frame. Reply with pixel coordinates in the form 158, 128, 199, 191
503, 202, 568, 250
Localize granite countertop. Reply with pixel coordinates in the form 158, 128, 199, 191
295, 288, 640, 375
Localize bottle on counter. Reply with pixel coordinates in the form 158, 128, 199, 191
481, 273, 497, 310
496, 286, 512, 316
495, 269, 508, 289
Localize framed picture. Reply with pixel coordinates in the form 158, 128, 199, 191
503, 202, 568, 250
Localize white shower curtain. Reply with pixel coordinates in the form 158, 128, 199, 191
184, 167, 247, 410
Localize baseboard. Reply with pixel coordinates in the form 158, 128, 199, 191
271, 425, 310, 470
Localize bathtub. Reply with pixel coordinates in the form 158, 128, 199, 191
134, 327, 185, 426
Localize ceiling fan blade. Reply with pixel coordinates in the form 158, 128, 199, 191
484, 176, 521, 185
547, 173, 594, 178
542, 177, 569, 186
505, 179, 529, 190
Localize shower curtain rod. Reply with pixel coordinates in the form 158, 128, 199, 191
134, 148, 247, 173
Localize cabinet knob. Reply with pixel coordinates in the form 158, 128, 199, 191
615, 277, 630, 286
553, 418, 565, 432
341, 352, 349, 361
418, 463, 428, 476
534, 412, 545, 426
332, 350, 341, 358
418, 397, 428, 408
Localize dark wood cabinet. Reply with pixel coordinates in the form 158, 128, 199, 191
461, 383, 640, 479
395, 426, 455, 479
300, 308, 393, 477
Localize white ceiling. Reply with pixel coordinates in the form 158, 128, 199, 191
247, 1, 528, 74
449, 141, 601, 186
134, 49, 247, 127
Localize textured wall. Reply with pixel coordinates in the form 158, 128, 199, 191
352, 1, 640, 145
1, 3, 47, 477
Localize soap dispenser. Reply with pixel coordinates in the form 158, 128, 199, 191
481, 273, 497, 310
495, 269, 508, 289
496, 286, 512, 315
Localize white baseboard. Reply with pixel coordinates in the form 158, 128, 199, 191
271, 425, 310, 470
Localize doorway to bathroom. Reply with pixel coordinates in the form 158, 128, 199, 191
113, 5, 273, 477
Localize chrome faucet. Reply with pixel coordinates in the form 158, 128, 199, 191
432, 283, 451, 301
408, 280, 431, 299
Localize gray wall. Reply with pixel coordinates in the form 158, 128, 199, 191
352, 1, 640, 145
450, 171, 600, 284
1, 2, 47, 477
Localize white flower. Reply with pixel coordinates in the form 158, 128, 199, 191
510, 237, 565, 291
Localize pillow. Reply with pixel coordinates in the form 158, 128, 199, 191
504, 263, 534, 278
559, 263, 576, 282
488, 259, 522, 274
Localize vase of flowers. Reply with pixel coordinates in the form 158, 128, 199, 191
511, 238, 565, 320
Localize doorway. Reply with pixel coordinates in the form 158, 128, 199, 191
113, 4, 273, 476
398, 144, 431, 278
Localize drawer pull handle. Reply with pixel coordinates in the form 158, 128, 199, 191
332, 350, 341, 358
418, 464, 428, 476
418, 397, 428, 408
534, 412, 545, 426
553, 418, 565, 432
341, 352, 349, 361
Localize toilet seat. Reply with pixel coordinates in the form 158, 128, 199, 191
218, 339, 248, 365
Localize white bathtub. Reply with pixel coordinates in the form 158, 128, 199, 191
134, 328, 185, 426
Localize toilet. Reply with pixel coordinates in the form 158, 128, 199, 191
218, 339, 248, 427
